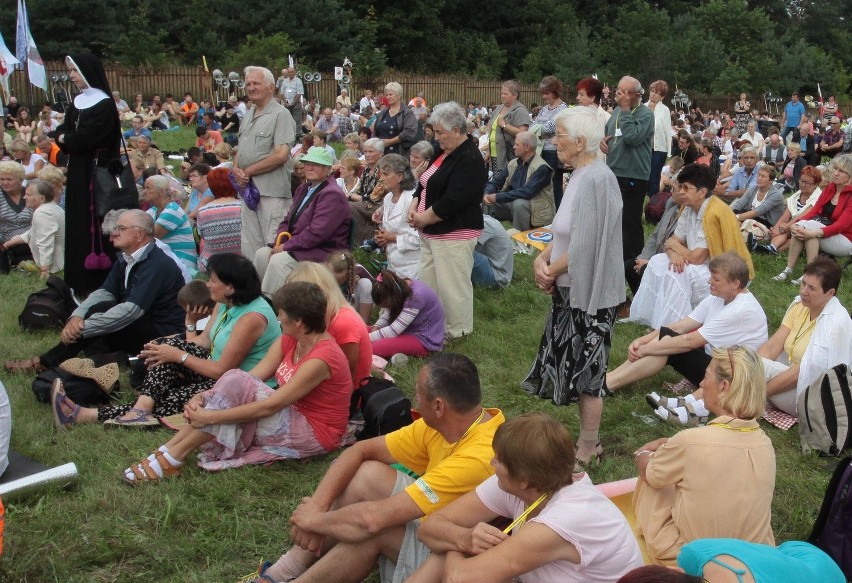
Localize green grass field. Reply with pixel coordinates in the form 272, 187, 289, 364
1, 126, 850, 581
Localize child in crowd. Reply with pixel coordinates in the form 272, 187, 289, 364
176, 279, 215, 315
369, 270, 444, 361
325, 252, 373, 324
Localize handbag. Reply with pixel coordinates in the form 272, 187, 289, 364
812, 215, 834, 227
91, 138, 138, 217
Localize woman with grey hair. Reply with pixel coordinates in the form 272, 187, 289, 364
523, 106, 625, 465
372, 153, 421, 278
0, 179, 64, 277
143, 175, 198, 273
374, 82, 420, 157
484, 80, 532, 174
408, 140, 434, 175
0, 161, 35, 272
350, 137, 385, 245
408, 102, 487, 339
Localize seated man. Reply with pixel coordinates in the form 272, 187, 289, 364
5, 210, 186, 372
129, 135, 167, 174
471, 214, 513, 289
315, 108, 341, 142
162, 94, 181, 122
335, 107, 354, 142
249, 353, 505, 583
761, 132, 787, 169
414, 413, 643, 583
721, 146, 759, 200
482, 131, 555, 232
610, 252, 767, 425
199, 111, 221, 131
195, 126, 223, 153
123, 115, 153, 141
34, 135, 68, 170
179, 92, 199, 126
630, 163, 754, 329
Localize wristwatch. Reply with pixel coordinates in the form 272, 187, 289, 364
180, 352, 190, 364
186, 324, 196, 332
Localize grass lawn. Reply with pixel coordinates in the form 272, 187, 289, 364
1, 126, 850, 581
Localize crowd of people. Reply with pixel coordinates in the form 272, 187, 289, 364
1, 55, 851, 581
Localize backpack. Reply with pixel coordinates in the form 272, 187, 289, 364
350, 376, 413, 440
798, 363, 852, 456
644, 190, 672, 224
808, 457, 852, 579
18, 275, 76, 331
31, 367, 115, 406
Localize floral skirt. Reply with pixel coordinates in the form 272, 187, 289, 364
522, 286, 617, 406
197, 369, 326, 471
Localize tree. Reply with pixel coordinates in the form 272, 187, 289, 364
111, 1, 171, 66
519, 22, 600, 87
222, 32, 298, 73
599, 1, 674, 84
26, 0, 124, 59
352, 5, 386, 78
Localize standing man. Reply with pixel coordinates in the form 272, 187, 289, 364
601, 75, 655, 261
249, 353, 505, 583
234, 66, 296, 259
780, 92, 806, 144
277, 66, 305, 136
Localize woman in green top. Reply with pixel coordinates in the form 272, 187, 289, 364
52, 253, 281, 428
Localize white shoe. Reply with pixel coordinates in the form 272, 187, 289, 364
772, 271, 790, 282
791, 276, 803, 286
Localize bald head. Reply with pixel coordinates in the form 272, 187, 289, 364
617, 76, 643, 107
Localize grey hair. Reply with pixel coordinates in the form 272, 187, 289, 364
104, 209, 155, 236
739, 145, 758, 156
502, 80, 521, 97
363, 138, 385, 153
146, 175, 171, 191
554, 106, 604, 154
428, 102, 467, 133
832, 153, 852, 178
377, 153, 416, 190
26, 179, 55, 202
385, 82, 403, 97
409, 140, 434, 162
515, 130, 538, 150
244, 66, 275, 86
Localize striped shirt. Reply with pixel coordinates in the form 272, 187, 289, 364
416, 154, 481, 241
196, 201, 242, 271
0, 190, 33, 241
147, 202, 197, 273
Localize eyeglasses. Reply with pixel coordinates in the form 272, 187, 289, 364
111, 225, 143, 234
799, 180, 815, 186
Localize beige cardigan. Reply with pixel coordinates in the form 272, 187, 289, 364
20, 202, 65, 272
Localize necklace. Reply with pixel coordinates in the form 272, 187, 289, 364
503, 492, 549, 533
447, 409, 486, 456
293, 334, 321, 363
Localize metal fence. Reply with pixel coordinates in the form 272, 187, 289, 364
5, 62, 848, 117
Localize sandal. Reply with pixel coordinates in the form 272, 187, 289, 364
574, 442, 604, 472
104, 408, 160, 429
645, 392, 686, 411
772, 270, 791, 282
238, 560, 275, 583
51, 379, 79, 430
653, 404, 708, 427
5, 356, 46, 374
123, 450, 182, 486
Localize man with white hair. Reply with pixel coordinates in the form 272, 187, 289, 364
5, 209, 186, 373
234, 66, 296, 259
600, 75, 654, 262
482, 130, 554, 231
129, 134, 166, 173
277, 66, 304, 132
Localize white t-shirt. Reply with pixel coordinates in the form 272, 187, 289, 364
476, 474, 643, 583
673, 197, 710, 252
689, 292, 768, 354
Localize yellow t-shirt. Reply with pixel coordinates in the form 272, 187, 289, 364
385, 408, 504, 515
782, 302, 816, 365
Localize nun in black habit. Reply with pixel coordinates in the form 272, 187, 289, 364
53, 53, 122, 296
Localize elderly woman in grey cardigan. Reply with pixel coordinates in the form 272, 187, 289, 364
523, 106, 625, 466
730, 164, 785, 243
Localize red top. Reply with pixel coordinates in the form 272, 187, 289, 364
275, 336, 352, 451
328, 306, 373, 388
800, 182, 852, 240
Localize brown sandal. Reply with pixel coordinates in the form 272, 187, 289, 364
5, 356, 46, 374
123, 450, 182, 486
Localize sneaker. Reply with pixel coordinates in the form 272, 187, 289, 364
772, 270, 791, 282
754, 244, 777, 255
616, 300, 631, 320
390, 353, 409, 366
791, 276, 803, 286
746, 232, 756, 251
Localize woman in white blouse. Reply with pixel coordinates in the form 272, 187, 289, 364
372, 152, 422, 278
0, 179, 65, 277
647, 79, 672, 196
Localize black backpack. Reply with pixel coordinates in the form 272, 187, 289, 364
808, 457, 852, 579
350, 377, 413, 440
798, 363, 852, 456
31, 367, 115, 406
18, 276, 76, 330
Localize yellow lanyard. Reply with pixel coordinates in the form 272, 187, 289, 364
614, 105, 640, 143
209, 306, 230, 356
447, 410, 485, 454
503, 492, 549, 533
707, 421, 758, 432
790, 310, 817, 357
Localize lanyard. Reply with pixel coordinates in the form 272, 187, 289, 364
503, 492, 549, 533
790, 310, 817, 357
209, 306, 230, 356
446, 410, 485, 457
706, 421, 758, 432
614, 105, 640, 142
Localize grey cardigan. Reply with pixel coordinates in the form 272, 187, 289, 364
730, 183, 785, 226
561, 160, 626, 313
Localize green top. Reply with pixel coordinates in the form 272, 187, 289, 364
209, 296, 281, 387
604, 104, 655, 181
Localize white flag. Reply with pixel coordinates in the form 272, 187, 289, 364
0, 31, 21, 102
16, 0, 47, 92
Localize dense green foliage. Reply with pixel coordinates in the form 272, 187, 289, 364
0, 0, 848, 95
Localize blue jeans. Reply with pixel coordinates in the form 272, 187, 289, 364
780, 126, 796, 144
471, 251, 498, 288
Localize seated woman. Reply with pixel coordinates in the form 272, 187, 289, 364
0, 161, 34, 273
285, 262, 372, 389
774, 154, 852, 284
0, 179, 64, 277
609, 253, 768, 425
184, 162, 213, 222
10, 139, 45, 185
143, 174, 198, 273
369, 270, 444, 361
630, 163, 754, 329
780, 142, 807, 192
653, 257, 852, 419
413, 412, 643, 583
196, 167, 242, 272
730, 165, 785, 245
372, 152, 422, 279
252, 147, 351, 298
336, 156, 362, 201
14, 108, 34, 145
758, 165, 821, 255
51, 254, 281, 428
348, 138, 385, 246
632, 346, 776, 566
325, 251, 373, 324
117, 281, 352, 483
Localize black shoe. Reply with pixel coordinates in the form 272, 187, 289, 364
754, 244, 777, 255
746, 233, 756, 251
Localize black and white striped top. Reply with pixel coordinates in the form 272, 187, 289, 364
0, 190, 33, 242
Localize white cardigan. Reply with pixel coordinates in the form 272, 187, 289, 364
20, 202, 65, 272
380, 188, 420, 279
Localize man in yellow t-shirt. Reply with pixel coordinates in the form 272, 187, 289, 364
254, 353, 505, 583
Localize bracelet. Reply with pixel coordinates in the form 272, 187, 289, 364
180, 352, 190, 364
634, 450, 654, 457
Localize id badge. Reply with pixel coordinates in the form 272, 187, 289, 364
615, 128, 623, 137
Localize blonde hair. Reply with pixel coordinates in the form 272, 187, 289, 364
285, 261, 350, 323
325, 251, 357, 301
711, 346, 766, 420
213, 142, 232, 160
0, 160, 25, 180
37, 164, 65, 187
787, 142, 802, 153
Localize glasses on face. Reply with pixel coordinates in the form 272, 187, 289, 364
188, 174, 201, 180
111, 225, 143, 234
799, 180, 815, 186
